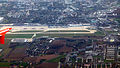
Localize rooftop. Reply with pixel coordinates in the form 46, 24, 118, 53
0, 17, 3, 21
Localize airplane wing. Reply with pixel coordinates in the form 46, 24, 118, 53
0, 28, 12, 44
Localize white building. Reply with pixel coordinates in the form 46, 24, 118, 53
64, 0, 73, 4
105, 45, 117, 60
11, 38, 33, 43
0, 17, 4, 23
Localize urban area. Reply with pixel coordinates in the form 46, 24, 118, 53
0, 0, 120, 68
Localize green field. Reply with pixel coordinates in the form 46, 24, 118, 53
106, 31, 119, 34
36, 31, 105, 37
15, 45, 26, 48
0, 62, 28, 67
5, 34, 33, 38
93, 56, 102, 58
104, 60, 114, 63
46, 55, 66, 62
36, 33, 88, 37
0, 62, 10, 67
94, 31, 105, 36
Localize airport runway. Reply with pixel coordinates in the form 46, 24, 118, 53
7, 31, 96, 34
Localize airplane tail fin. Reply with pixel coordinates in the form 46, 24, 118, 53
0, 35, 5, 44
0, 28, 12, 44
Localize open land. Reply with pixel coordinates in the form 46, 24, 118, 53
0, 26, 104, 39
